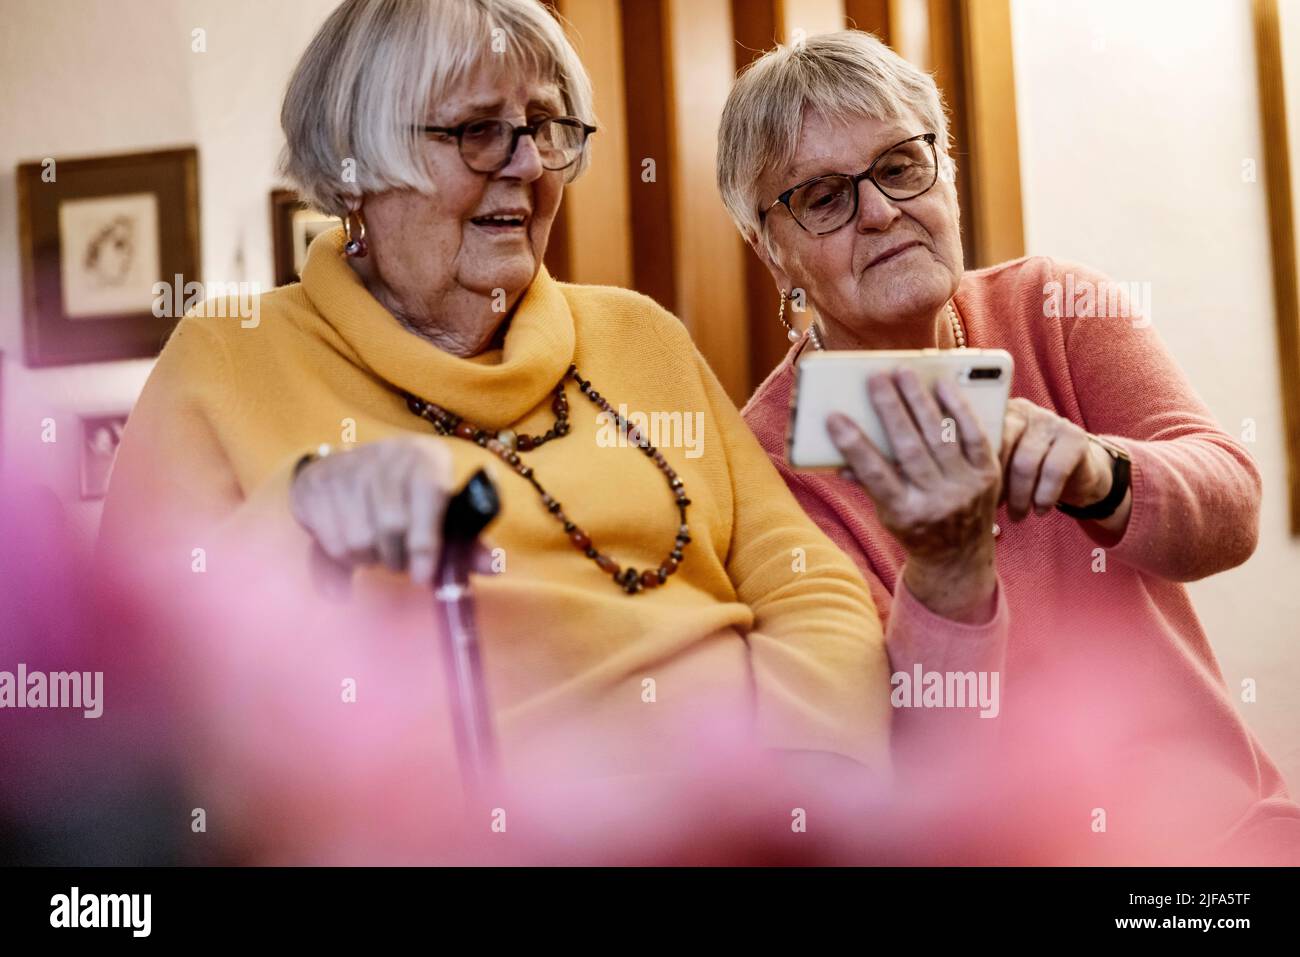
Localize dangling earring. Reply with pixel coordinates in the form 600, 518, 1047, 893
343, 207, 368, 258
777, 289, 800, 343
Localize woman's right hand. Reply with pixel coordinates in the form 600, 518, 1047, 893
826, 368, 1001, 623
289, 435, 458, 585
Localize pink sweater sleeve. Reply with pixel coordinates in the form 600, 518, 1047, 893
783, 470, 1008, 670
782, 470, 1009, 758
1049, 259, 1262, 581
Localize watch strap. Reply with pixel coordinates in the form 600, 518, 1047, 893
1056, 439, 1131, 520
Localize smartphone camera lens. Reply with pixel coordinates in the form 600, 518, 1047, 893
967, 367, 1002, 381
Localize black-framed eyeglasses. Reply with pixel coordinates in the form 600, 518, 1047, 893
759, 132, 939, 235
412, 116, 597, 173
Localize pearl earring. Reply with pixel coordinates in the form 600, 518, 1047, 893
777, 289, 800, 343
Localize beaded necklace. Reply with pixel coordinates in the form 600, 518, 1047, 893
404, 364, 690, 595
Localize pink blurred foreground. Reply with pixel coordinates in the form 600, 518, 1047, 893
2, 464, 1296, 866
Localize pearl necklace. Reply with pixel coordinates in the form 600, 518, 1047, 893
807, 300, 965, 351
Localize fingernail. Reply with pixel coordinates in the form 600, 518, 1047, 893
826, 415, 853, 443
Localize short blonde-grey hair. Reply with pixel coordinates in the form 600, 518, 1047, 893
717, 30, 951, 246
281, 0, 595, 217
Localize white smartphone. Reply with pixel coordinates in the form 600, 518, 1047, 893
787, 349, 1015, 469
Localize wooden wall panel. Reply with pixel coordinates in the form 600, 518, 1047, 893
732, 0, 788, 388
844, 0, 891, 38
542, 189, 572, 281
664, 0, 751, 402
889, 0, 931, 65
618, 0, 678, 314
1252, 0, 1300, 533
541, 1, 571, 282
732, 0, 780, 55
555, 0, 634, 288
779, 0, 846, 37
927, 0, 977, 267
958, 0, 1024, 265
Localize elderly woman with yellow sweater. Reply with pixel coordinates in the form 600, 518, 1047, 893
95, 0, 909, 792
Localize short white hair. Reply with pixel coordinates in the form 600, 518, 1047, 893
717, 30, 951, 246
280, 0, 595, 217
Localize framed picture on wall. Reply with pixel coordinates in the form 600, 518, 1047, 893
270, 188, 337, 287
16, 147, 200, 368
79, 412, 129, 501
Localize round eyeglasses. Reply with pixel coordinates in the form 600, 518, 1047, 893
413, 116, 597, 173
760, 132, 940, 235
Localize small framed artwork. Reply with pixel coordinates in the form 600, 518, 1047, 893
16, 147, 200, 368
270, 189, 338, 287
79, 413, 129, 500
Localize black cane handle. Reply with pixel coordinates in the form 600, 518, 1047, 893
441, 468, 501, 544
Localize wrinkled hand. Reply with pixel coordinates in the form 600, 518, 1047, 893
827, 369, 1000, 623
289, 435, 481, 585
999, 398, 1113, 520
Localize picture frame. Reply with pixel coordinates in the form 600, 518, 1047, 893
16, 147, 200, 368
79, 412, 130, 501
270, 188, 337, 287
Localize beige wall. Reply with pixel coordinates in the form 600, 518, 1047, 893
1011, 0, 1300, 787
0, 0, 336, 543
1, 0, 189, 541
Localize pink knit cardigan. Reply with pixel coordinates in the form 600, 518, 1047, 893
743, 255, 1295, 858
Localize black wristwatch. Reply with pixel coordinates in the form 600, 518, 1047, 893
1056, 436, 1131, 521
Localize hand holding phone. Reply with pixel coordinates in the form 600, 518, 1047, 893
788, 350, 1013, 623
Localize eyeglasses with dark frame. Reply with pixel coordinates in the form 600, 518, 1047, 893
412, 116, 598, 173
759, 132, 940, 235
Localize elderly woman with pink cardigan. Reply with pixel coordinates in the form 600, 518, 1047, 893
718, 31, 1298, 861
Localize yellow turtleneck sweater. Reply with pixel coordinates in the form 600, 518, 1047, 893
97, 227, 890, 776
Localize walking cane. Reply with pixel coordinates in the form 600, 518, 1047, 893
308, 468, 502, 807
431, 469, 502, 806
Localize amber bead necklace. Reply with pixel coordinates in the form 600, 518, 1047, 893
404, 364, 690, 594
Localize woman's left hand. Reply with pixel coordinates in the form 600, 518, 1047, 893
1000, 397, 1116, 520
